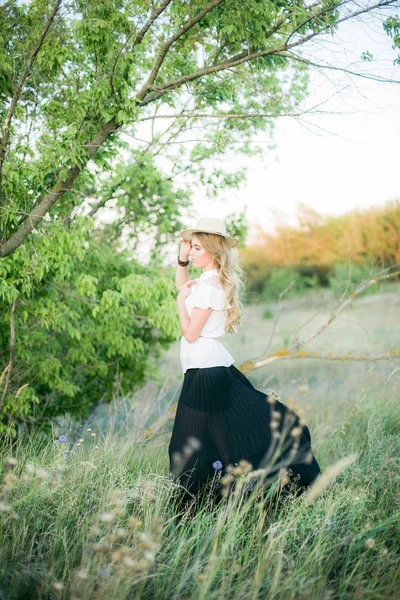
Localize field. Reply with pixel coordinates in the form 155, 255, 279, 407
0, 283, 399, 599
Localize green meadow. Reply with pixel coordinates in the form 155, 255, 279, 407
1, 283, 399, 599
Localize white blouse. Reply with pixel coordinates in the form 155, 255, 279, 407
180, 268, 235, 374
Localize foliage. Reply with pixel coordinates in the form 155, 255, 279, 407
328, 260, 382, 298
240, 200, 400, 301
0, 0, 398, 435
262, 307, 274, 320
0, 220, 179, 438
241, 200, 400, 270
260, 266, 319, 303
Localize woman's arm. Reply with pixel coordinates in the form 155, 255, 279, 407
176, 261, 189, 290
175, 240, 191, 290
177, 281, 212, 343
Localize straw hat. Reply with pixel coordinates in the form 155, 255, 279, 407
180, 217, 239, 248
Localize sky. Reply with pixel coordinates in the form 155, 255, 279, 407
176, 9, 400, 245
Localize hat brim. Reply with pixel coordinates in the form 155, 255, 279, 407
180, 228, 238, 248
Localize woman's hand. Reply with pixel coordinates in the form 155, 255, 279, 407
177, 279, 199, 299
179, 238, 192, 260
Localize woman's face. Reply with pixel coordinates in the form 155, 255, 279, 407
189, 236, 216, 270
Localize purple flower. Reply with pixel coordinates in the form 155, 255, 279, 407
58, 435, 68, 443
343, 536, 352, 545
212, 460, 223, 471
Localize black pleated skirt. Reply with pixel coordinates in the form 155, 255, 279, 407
168, 364, 321, 505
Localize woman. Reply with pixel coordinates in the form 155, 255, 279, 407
168, 217, 321, 507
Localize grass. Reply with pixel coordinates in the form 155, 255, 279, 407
0, 284, 399, 599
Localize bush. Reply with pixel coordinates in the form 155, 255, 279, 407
328, 261, 382, 297
260, 267, 319, 303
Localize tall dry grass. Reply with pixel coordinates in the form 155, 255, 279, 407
0, 285, 399, 599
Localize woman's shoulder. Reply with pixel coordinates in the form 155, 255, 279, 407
198, 274, 223, 290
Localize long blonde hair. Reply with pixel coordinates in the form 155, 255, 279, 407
195, 232, 246, 334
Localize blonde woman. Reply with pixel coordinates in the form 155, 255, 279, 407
169, 217, 321, 508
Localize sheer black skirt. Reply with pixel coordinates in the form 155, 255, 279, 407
168, 364, 321, 506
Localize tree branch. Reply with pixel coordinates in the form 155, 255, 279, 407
140, 0, 399, 105
239, 349, 400, 374
0, 0, 62, 205
0, 117, 119, 258
279, 50, 400, 84
239, 269, 400, 374
0, 297, 18, 416
110, 0, 173, 100
137, 0, 225, 102
2, 0, 397, 257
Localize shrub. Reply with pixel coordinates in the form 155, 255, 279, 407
328, 260, 381, 297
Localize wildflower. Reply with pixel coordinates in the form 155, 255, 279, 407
115, 528, 127, 538
4, 473, 18, 486
238, 460, 253, 473
127, 518, 142, 528
279, 469, 290, 486
79, 438, 84, 443
99, 512, 115, 524
212, 460, 223, 471
122, 556, 137, 567
76, 570, 89, 580
365, 538, 375, 549
58, 435, 68, 443
0, 501, 12, 512
290, 427, 302, 438
326, 520, 337, 531
187, 436, 201, 450
144, 550, 156, 562
305, 452, 314, 465
221, 474, 235, 486
286, 398, 296, 409
86, 428, 91, 432
88, 526, 101, 538
182, 444, 193, 458
343, 536, 352, 545
4, 457, 17, 469
51, 581, 64, 591
35, 468, 49, 479
97, 567, 112, 579
298, 385, 309, 394
91, 433, 96, 437
111, 550, 124, 562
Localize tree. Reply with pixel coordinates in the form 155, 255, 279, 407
1, 0, 399, 437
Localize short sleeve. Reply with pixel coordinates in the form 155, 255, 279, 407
192, 283, 232, 311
